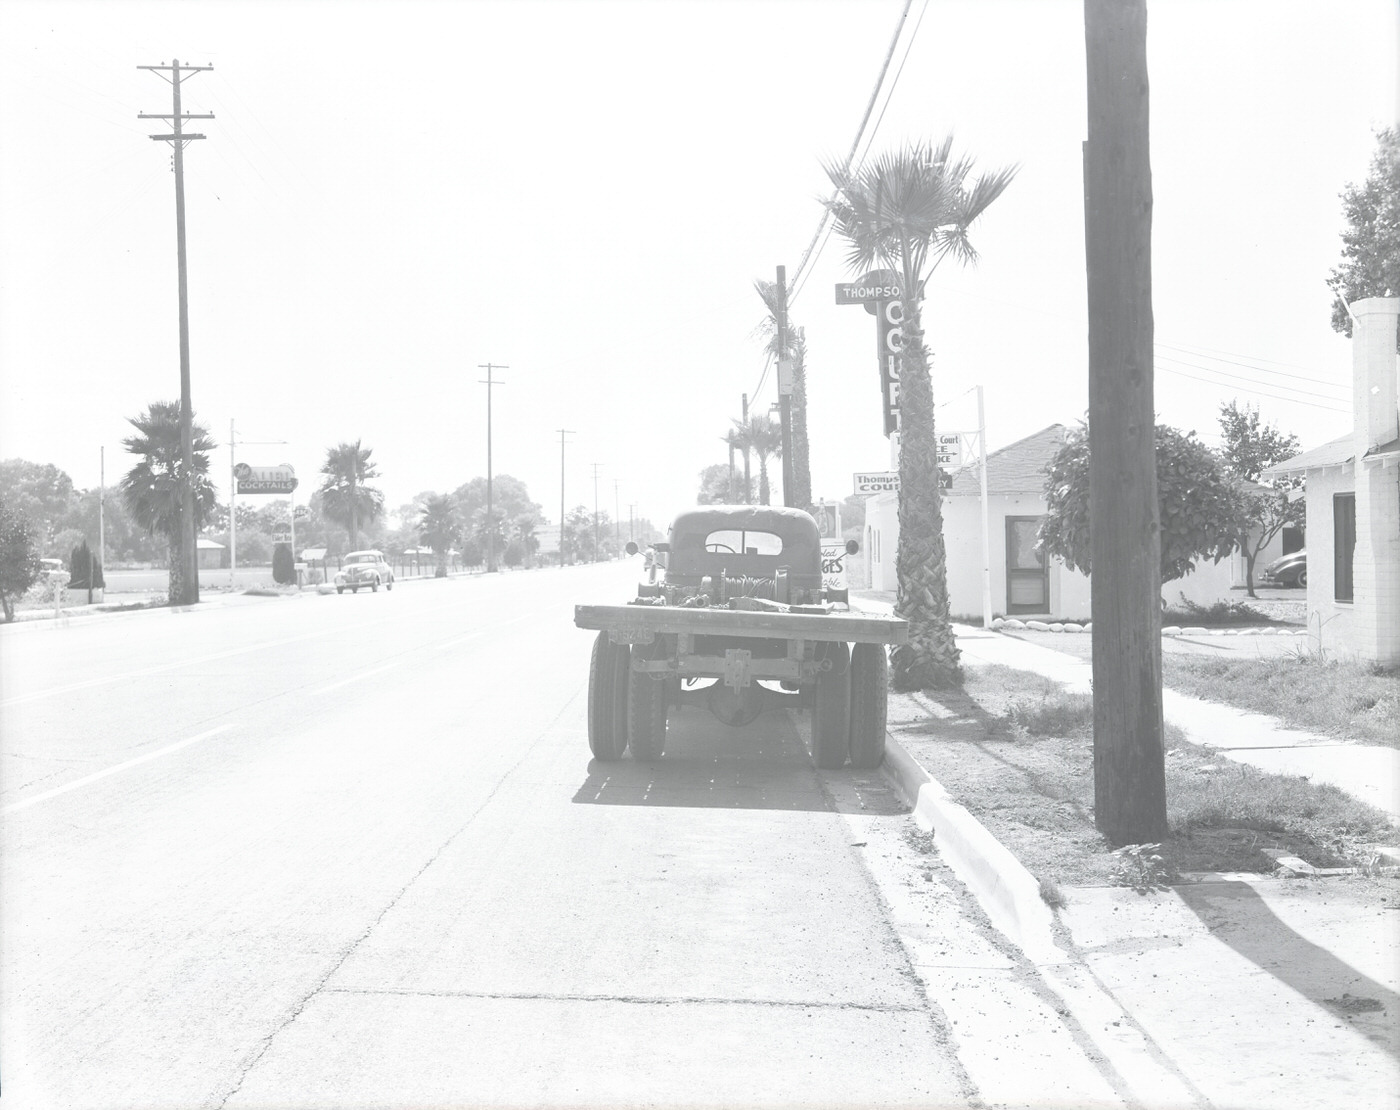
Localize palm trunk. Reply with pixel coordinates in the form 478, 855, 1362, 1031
891, 271, 961, 689
168, 537, 187, 605
349, 478, 359, 550
758, 455, 771, 505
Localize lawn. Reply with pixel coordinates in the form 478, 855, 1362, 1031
890, 665, 1397, 891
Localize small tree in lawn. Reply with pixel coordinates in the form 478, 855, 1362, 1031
0, 501, 42, 621
272, 543, 295, 585
1217, 401, 1304, 597
68, 539, 104, 596
1040, 422, 1244, 586
419, 494, 459, 578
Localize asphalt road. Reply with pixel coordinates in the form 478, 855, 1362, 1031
6, 563, 1101, 1110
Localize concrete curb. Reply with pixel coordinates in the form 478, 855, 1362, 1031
882, 709, 1066, 966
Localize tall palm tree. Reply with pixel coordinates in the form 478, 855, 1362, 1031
753, 280, 813, 511
826, 136, 1017, 689
732, 416, 783, 506
318, 440, 384, 551
418, 494, 459, 578
120, 400, 218, 604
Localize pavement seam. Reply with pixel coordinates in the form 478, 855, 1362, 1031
210, 690, 585, 1110
320, 986, 928, 1012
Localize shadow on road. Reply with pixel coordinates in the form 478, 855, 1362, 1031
572, 705, 908, 816
1176, 881, 1400, 1059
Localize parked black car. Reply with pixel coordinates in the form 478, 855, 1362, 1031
1260, 550, 1306, 588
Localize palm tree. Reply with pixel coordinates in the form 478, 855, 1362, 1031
120, 401, 218, 604
826, 136, 1017, 689
732, 416, 783, 506
418, 494, 459, 578
318, 440, 384, 551
753, 279, 813, 511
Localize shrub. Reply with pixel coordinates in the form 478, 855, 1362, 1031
272, 542, 295, 585
68, 539, 104, 590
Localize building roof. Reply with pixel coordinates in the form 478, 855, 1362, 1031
948, 424, 1068, 497
1261, 435, 1354, 478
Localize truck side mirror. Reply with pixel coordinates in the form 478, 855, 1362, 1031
845, 539, 859, 556
625, 541, 639, 555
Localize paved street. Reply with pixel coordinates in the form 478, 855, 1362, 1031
4, 563, 1067, 1110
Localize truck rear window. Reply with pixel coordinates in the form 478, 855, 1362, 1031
702, 529, 784, 556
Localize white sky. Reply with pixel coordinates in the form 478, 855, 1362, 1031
1, 0, 1395, 531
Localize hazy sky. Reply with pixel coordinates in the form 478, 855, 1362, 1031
1, 0, 1395, 532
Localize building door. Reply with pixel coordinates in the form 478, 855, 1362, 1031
1005, 516, 1049, 614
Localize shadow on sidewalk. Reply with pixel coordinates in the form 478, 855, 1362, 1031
1176, 881, 1400, 1058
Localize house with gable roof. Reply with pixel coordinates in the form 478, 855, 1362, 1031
1263, 297, 1400, 664
862, 423, 1266, 622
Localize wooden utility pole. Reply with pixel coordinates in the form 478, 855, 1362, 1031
139, 59, 212, 605
558, 429, 573, 566
776, 266, 794, 507
1084, 0, 1167, 843
479, 363, 508, 572
591, 463, 601, 562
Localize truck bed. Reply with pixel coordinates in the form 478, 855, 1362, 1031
574, 603, 908, 645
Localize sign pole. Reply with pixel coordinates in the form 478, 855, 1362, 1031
977, 386, 993, 628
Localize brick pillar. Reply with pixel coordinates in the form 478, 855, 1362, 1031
1350, 296, 1400, 665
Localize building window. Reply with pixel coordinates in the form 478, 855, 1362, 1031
1333, 493, 1355, 602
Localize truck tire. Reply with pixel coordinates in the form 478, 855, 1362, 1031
587, 632, 628, 761
812, 642, 851, 769
628, 643, 667, 761
848, 643, 888, 769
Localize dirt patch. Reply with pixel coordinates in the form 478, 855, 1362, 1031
891, 664, 1395, 890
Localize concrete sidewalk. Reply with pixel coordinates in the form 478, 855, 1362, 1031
861, 605, 1400, 1108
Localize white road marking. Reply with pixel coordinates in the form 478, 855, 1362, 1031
309, 662, 405, 696
1, 724, 235, 815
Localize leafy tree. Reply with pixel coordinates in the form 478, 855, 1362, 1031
120, 401, 218, 604
451, 475, 543, 528
0, 460, 76, 545
730, 416, 782, 505
503, 538, 525, 567
419, 494, 460, 578
826, 136, 1017, 689
1327, 127, 1400, 350
565, 504, 615, 562
1216, 401, 1304, 597
513, 514, 540, 567
1040, 422, 1244, 584
753, 279, 812, 510
697, 463, 752, 505
0, 501, 42, 621
318, 440, 384, 550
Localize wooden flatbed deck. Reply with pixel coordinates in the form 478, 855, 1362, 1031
574, 603, 908, 645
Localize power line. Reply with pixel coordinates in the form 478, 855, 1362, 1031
1154, 341, 1346, 388
1154, 352, 1348, 404
852, 0, 930, 168
785, 0, 915, 302
1155, 363, 1350, 414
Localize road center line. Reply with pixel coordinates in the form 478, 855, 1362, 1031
309, 662, 405, 696
1, 724, 235, 815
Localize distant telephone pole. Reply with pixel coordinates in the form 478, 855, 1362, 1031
139, 58, 213, 605
557, 428, 573, 566
776, 265, 794, 507
479, 363, 508, 572
591, 463, 601, 563
613, 479, 621, 548
741, 392, 751, 503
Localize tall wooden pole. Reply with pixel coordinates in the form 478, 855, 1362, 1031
557, 429, 573, 566
479, 363, 508, 572
1084, 0, 1167, 843
140, 59, 213, 604
776, 266, 794, 506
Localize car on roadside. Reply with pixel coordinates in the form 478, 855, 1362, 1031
1259, 549, 1306, 588
334, 550, 394, 594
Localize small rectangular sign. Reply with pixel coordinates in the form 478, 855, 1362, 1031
936, 434, 963, 468
853, 471, 899, 496
836, 281, 904, 305
820, 540, 848, 593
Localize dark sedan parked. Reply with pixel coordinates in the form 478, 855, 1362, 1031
1260, 550, 1306, 588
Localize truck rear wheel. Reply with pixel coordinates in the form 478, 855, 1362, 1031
812, 642, 851, 769
628, 643, 667, 761
848, 643, 889, 769
587, 632, 628, 761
